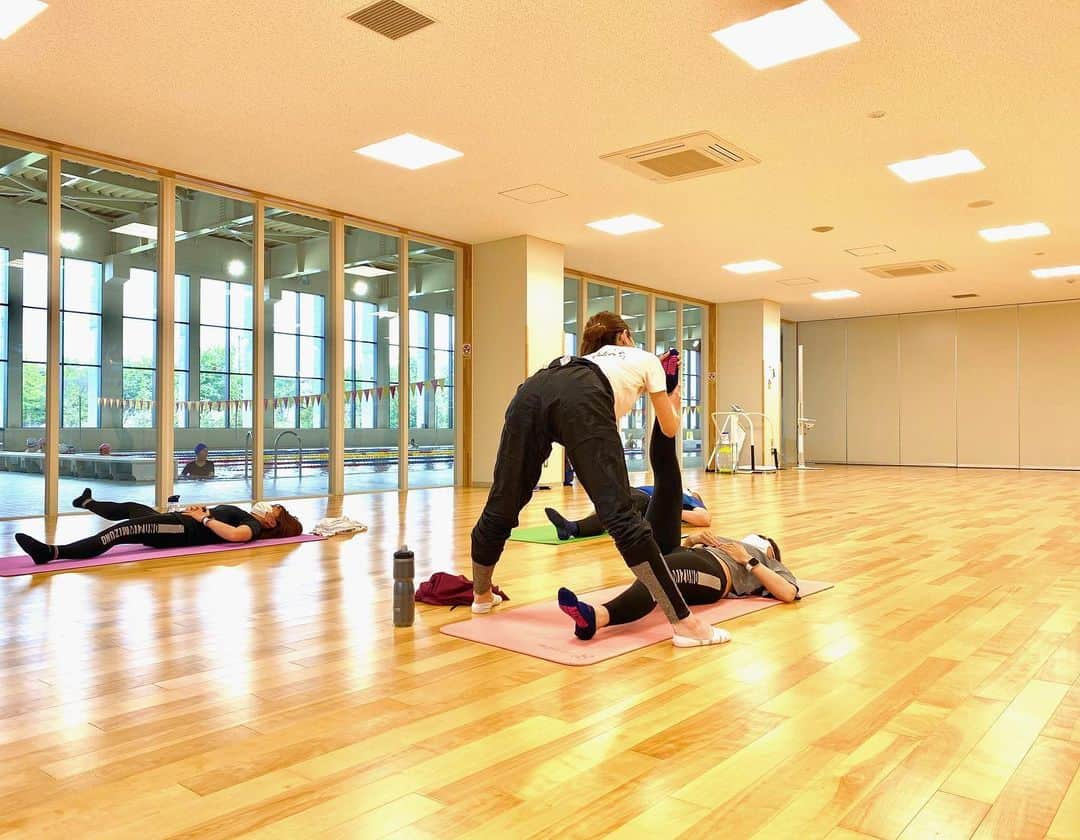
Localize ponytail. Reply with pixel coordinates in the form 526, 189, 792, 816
580, 311, 630, 356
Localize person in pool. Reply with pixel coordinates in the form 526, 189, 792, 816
13, 488, 302, 566
180, 443, 216, 479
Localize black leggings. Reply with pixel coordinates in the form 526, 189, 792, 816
472, 357, 691, 623
601, 419, 728, 626
574, 489, 651, 538
58, 499, 192, 560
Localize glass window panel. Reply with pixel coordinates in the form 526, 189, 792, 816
23, 252, 47, 308
22, 362, 47, 427
409, 309, 428, 347
0, 247, 8, 304
434, 349, 451, 380
274, 333, 296, 376
124, 318, 156, 367
343, 301, 354, 341
62, 313, 101, 364
586, 281, 615, 318
174, 371, 189, 427
23, 308, 47, 362
230, 329, 252, 373
434, 312, 451, 350
300, 292, 323, 336
359, 302, 377, 341
62, 365, 100, 427
174, 323, 189, 371
124, 268, 157, 318
61, 258, 102, 313
200, 279, 228, 326
229, 283, 252, 329
299, 336, 323, 377
200, 326, 227, 371
123, 369, 155, 428
175, 274, 190, 322
274, 291, 296, 332
358, 343, 376, 380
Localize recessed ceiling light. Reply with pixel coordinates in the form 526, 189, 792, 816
375, 311, 398, 319
352, 280, 369, 296
979, 222, 1050, 242
812, 289, 860, 300
110, 222, 187, 239
8, 259, 25, 269
888, 149, 985, 183
59, 231, 80, 250
227, 259, 246, 277
711, 0, 859, 70
345, 264, 396, 277
723, 259, 781, 274
586, 214, 663, 236
1031, 265, 1080, 279
354, 133, 463, 170
0, 0, 47, 40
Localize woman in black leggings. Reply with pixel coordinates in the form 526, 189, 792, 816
14, 489, 302, 565
472, 311, 721, 646
557, 414, 798, 642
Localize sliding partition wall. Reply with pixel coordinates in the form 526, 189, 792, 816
564, 274, 711, 478
0, 133, 463, 518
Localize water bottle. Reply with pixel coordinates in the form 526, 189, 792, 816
166, 495, 181, 513
393, 545, 415, 627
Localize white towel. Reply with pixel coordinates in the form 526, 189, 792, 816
311, 515, 368, 537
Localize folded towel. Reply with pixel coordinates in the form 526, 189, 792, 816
311, 515, 368, 537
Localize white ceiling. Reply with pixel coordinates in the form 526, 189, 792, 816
2, 1, 1079, 320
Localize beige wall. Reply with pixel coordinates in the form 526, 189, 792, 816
899, 311, 957, 466
799, 300, 1080, 471
471, 235, 565, 485
798, 319, 847, 462
846, 316, 900, 464
780, 321, 797, 464
1018, 301, 1080, 468
715, 300, 782, 463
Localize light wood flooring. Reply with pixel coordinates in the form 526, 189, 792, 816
0, 465, 1078, 839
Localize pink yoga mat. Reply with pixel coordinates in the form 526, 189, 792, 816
0, 534, 326, 577
440, 580, 834, 666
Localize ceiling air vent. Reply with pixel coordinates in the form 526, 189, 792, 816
601, 132, 760, 183
952, 293, 979, 299
347, 1, 434, 40
863, 260, 954, 279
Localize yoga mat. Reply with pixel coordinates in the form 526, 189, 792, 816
441, 580, 834, 666
0, 534, 326, 577
508, 524, 608, 546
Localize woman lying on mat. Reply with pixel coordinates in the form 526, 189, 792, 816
13, 488, 303, 566
557, 419, 798, 644
543, 484, 710, 540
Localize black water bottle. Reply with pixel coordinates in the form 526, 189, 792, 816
393, 545, 415, 627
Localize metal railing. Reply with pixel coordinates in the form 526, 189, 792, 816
272, 430, 303, 479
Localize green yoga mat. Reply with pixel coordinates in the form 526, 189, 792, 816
507, 524, 609, 545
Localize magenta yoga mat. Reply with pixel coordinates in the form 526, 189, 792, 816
440, 580, 834, 666
0, 534, 326, 577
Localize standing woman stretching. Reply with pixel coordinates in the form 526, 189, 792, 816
470, 311, 722, 646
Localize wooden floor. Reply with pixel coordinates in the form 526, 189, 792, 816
0, 465, 1078, 839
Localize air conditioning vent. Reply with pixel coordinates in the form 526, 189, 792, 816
863, 260, 954, 279
952, 293, 979, 299
601, 131, 760, 183
347, 1, 434, 40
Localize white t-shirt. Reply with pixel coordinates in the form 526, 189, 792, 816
583, 345, 666, 420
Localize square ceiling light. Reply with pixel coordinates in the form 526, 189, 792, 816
1031, 265, 1080, 279
723, 259, 781, 274
711, 0, 859, 70
888, 149, 985, 183
110, 222, 186, 239
345, 264, 396, 277
0, 0, 47, 39
812, 289, 860, 300
354, 133, 463, 170
586, 214, 663, 236
978, 222, 1050, 242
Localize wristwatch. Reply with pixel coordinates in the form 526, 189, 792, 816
747, 557, 760, 569
201, 516, 212, 526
